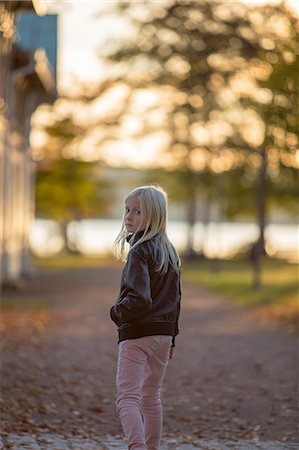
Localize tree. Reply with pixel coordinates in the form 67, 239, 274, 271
95, 1, 298, 276
97, 2, 296, 248
35, 116, 113, 252
236, 6, 299, 287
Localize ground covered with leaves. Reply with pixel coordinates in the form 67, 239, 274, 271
1, 260, 298, 444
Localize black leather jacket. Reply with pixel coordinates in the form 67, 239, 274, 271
110, 234, 181, 346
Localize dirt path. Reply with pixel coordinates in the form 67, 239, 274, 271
1, 263, 298, 445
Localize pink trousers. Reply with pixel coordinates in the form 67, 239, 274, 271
116, 335, 172, 450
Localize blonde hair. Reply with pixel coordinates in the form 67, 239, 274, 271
114, 185, 181, 273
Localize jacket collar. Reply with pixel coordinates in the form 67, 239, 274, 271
126, 230, 145, 245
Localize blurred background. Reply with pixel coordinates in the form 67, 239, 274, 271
0, 0, 298, 293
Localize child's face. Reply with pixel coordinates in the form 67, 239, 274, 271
124, 196, 146, 233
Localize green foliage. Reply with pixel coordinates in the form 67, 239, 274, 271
35, 112, 114, 240
241, 13, 299, 215
44, 117, 85, 142
36, 158, 111, 222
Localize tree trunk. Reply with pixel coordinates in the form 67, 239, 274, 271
252, 145, 267, 289
186, 194, 197, 258
201, 190, 211, 259
211, 173, 225, 272
60, 220, 81, 254
60, 221, 69, 252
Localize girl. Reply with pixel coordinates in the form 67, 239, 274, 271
110, 185, 181, 450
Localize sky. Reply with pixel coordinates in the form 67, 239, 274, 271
41, 0, 299, 168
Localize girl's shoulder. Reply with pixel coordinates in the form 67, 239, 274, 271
129, 234, 159, 257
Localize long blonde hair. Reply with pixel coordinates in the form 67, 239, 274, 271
114, 185, 181, 273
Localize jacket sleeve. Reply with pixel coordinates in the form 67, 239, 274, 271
171, 278, 182, 347
110, 248, 152, 326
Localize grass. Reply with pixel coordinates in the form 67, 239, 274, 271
1, 296, 50, 311
33, 252, 118, 270
181, 257, 298, 307
2, 253, 297, 329
34, 254, 298, 309
181, 257, 298, 330
1, 254, 120, 312
35, 253, 298, 308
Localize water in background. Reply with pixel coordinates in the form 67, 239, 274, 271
30, 219, 298, 262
